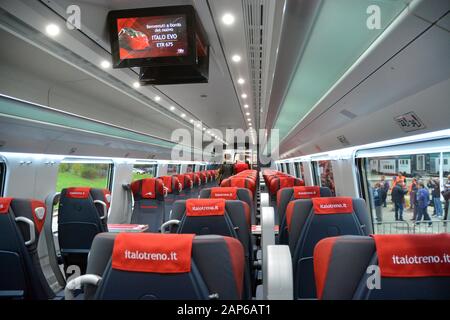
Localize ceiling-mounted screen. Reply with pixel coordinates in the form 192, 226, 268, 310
108, 5, 209, 84
108, 6, 202, 69
117, 15, 188, 60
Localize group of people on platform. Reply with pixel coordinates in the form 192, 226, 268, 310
372, 173, 450, 226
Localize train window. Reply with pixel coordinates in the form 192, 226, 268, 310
186, 164, 194, 173
439, 153, 450, 176
416, 155, 425, 171
285, 163, 291, 175
0, 161, 5, 196
294, 162, 305, 180
207, 163, 220, 170
167, 164, 180, 176
132, 163, 157, 181
360, 152, 449, 235
314, 160, 336, 196
56, 161, 113, 192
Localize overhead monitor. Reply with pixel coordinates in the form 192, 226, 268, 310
108, 5, 207, 73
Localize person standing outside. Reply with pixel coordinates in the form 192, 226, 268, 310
430, 178, 443, 218
372, 182, 383, 222
443, 175, 450, 223
408, 178, 418, 210
380, 175, 389, 207
416, 181, 432, 227
391, 181, 407, 221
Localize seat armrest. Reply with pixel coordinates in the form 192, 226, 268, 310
260, 192, 270, 207
65, 274, 102, 300
264, 245, 293, 300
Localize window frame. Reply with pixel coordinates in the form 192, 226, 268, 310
294, 162, 299, 178
0, 161, 5, 196
284, 163, 289, 175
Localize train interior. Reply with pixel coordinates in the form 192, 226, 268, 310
0, 0, 449, 302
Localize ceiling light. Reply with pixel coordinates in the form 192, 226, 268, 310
133, 82, 141, 88
196, 123, 201, 128
203, 128, 206, 131
237, 78, 245, 85
246, 112, 250, 116
222, 13, 235, 25
154, 96, 161, 101
244, 104, 249, 108
241, 93, 247, 99
100, 60, 111, 69
247, 118, 251, 121
232, 55, 241, 63
190, 119, 194, 123
181, 113, 186, 118
170, 106, 175, 111
45, 24, 60, 37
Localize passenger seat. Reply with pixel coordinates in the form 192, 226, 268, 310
199, 187, 255, 223
159, 175, 182, 219
314, 234, 450, 300
220, 177, 256, 199
170, 198, 253, 299
80, 233, 246, 300
0, 197, 55, 299
130, 178, 165, 232
175, 174, 194, 199
285, 197, 372, 299
277, 186, 332, 241
57, 187, 111, 275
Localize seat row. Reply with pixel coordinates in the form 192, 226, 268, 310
219, 169, 258, 199
261, 182, 450, 300
262, 169, 304, 202
0, 176, 257, 299
1, 171, 449, 299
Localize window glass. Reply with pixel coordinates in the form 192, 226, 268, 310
294, 162, 305, 180
314, 160, 336, 196
186, 164, 194, 173
56, 162, 113, 192
361, 152, 448, 234
132, 164, 157, 181
286, 163, 291, 175
207, 164, 220, 170
167, 164, 180, 176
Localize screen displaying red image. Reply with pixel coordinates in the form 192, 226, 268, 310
117, 15, 188, 60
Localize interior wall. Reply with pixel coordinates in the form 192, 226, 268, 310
108, 160, 133, 224
331, 159, 359, 198
2, 153, 62, 199
302, 162, 314, 186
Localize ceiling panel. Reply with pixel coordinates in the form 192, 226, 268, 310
31, 0, 247, 132
272, 0, 408, 140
